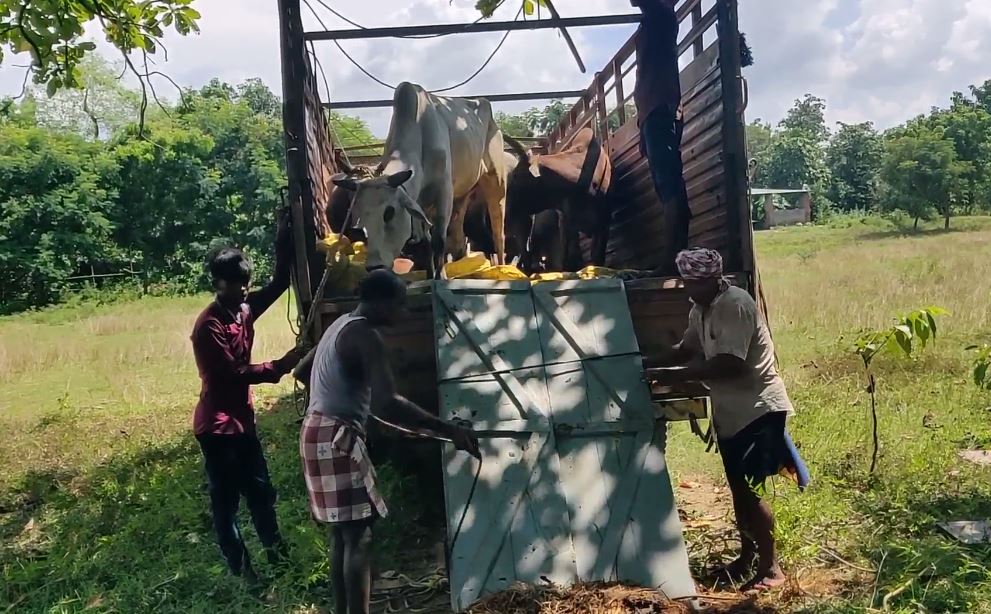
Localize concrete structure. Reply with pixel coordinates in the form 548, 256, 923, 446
752, 187, 812, 228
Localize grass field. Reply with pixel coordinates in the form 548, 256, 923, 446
2, 216, 991, 612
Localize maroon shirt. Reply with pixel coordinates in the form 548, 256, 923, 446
634, 0, 683, 123
191, 274, 289, 436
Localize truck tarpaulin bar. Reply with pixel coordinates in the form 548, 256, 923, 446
324, 90, 587, 110
304, 14, 641, 42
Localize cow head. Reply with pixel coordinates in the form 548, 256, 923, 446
331, 169, 431, 271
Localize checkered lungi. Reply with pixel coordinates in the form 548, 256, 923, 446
299, 413, 388, 523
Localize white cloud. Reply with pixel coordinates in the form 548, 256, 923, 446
3, 0, 991, 136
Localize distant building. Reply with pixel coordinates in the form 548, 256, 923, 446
751, 187, 812, 228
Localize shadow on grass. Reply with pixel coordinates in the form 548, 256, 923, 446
858, 226, 970, 241
0, 397, 442, 613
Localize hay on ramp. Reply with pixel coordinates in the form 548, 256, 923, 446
467, 582, 761, 614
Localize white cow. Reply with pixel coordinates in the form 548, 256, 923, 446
332, 82, 508, 278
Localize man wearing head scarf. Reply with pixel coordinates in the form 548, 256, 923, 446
647, 247, 809, 592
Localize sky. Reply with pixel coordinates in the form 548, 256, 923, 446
2, 0, 990, 138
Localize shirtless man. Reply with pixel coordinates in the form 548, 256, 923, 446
297, 270, 480, 614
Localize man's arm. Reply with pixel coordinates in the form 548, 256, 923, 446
642, 341, 697, 369
650, 296, 756, 385
247, 207, 293, 320
195, 320, 301, 385
651, 353, 748, 386
343, 324, 479, 458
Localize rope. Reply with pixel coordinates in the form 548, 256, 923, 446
301, 0, 521, 94
448, 458, 483, 558
309, 0, 505, 40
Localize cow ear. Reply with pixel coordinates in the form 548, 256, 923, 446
387, 169, 414, 188
400, 193, 432, 228
332, 173, 359, 192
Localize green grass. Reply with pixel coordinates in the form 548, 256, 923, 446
3, 216, 991, 612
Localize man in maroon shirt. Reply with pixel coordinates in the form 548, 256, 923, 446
191, 213, 303, 580
632, 0, 692, 275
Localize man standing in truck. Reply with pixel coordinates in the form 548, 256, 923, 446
631, 0, 692, 275
297, 269, 480, 614
647, 248, 809, 592
191, 211, 303, 581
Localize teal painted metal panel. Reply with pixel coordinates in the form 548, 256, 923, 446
533, 281, 694, 597
435, 279, 694, 612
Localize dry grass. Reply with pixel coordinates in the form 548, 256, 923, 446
0, 293, 298, 488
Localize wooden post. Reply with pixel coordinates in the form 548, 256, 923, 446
593, 72, 609, 147
277, 0, 316, 311
692, 2, 704, 58
612, 58, 626, 126
716, 0, 750, 279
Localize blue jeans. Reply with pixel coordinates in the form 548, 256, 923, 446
641, 108, 691, 273
196, 433, 283, 574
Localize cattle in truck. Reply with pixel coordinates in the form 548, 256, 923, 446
502, 129, 613, 272
330, 82, 510, 279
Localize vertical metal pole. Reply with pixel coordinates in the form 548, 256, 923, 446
277, 0, 316, 312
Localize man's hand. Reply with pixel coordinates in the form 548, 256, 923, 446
450, 424, 481, 460
273, 346, 305, 374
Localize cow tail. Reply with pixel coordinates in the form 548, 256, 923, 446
503, 135, 530, 164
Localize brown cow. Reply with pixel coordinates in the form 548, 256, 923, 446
502, 128, 613, 272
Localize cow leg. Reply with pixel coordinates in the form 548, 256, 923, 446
561, 203, 584, 272
433, 183, 455, 280
507, 213, 533, 272
591, 195, 613, 266
476, 174, 507, 266
445, 194, 471, 263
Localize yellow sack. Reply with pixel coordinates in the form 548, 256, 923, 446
529, 271, 577, 284
443, 253, 491, 279
470, 265, 529, 281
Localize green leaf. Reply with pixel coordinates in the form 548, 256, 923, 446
976, 363, 989, 389
523, 0, 535, 16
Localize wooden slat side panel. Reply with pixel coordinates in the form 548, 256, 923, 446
597, 46, 729, 270
302, 57, 334, 238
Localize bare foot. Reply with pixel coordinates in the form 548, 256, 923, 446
709, 556, 755, 582
741, 566, 787, 593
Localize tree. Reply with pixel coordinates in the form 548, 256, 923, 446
880, 126, 970, 230
779, 94, 829, 144
329, 111, 378, 154
0, 1, 200, 96
0, 124, 121, 312
929, 95, 991, 213
495, 111, 534, 138
30, 55, 141, 139
826, 122, 882, 212
762, 133, 830, 193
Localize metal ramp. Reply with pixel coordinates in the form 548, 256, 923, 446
432, 279, 695, 611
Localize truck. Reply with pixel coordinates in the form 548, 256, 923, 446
276, 0, 755, 607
